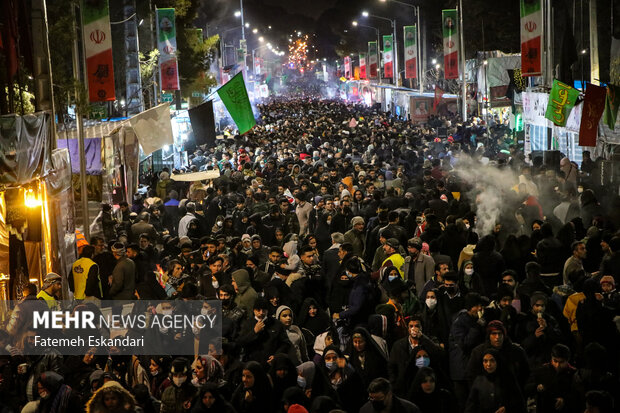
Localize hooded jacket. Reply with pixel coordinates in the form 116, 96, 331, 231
232, 269, 258, 315
86, 381, 138, 413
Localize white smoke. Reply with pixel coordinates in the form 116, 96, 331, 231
452, 154, 520, 236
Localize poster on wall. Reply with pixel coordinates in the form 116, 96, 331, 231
411, 98, 431, 123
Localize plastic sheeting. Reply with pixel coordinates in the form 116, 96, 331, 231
0, 112, 53, 186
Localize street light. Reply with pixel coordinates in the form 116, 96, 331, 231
259, 36, 264, 42
361, 11, 398, 85
252, 28, 258, 34
234, 10, 241, 17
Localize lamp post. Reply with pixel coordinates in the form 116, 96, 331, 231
352, 20, 382, 84
362, 11, 398, 86
378, 0, 423, 93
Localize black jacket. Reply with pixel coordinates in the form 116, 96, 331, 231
237, 316, 291, 364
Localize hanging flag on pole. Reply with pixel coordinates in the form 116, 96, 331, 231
442, 9, 459, 79
156, 8, 180, 91
520, 0, 543, 77
603, 84, 620, 130
82, 0, 116, 102
368, 42, 378, 78
254, 57, 262, 75
216, 72, 256, 135
344, 56, 351, 79
359, 53, 367, 79
544, 79, 580, 127
383, 35, 394, 78
404, 25, 417, 79
578, 83, 606, 146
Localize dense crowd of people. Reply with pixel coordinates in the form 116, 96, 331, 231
5, 97, 620, 413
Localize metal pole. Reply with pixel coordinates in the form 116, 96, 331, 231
417, 6, 423, 94
392, 20, 398, 86
377, 29, 382, 84
240, 0, 246, 80
459, 0, 467, 120
589, 0, 599, 85
72, 3, 90, 240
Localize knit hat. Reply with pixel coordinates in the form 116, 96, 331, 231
351, 216, 365, 226
42, 272, 62, 289
288, 404, 308, 413
111, 243, 126, 255
486, 320, 507, 336
600, 275, 615, 287
241, 234, 251, 242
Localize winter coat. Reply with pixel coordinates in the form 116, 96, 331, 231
237, 316, 291, 364
465, 373, 526, 413
231, 269, 258, 316
448, 310, 485, 381
86, 381, 140, 413
109, 257, 136, 300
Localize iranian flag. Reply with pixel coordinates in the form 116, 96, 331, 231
520, 0, 543, 76
404, 25, 417, 79
383, 35, 393, 78
360, 53, 367, 79
82, 0, 115, 102
442, 9, 459, 79
156, 8, 180, 91
368, 41, 378, 78
344, 56, 351, 79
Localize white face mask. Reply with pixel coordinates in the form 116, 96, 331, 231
425, 298, 437, 309
173, 377, 186, 387
465, 224, 471, 230
161, 309, 173, 316
212, 280, 219, 289
464, 268, 474, 276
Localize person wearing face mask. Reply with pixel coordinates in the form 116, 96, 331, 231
216, 284, 246, 341
360, 377, 421, 413
437, 272, 465, 325
320, 346, 365, 413
457, 260, 483, 294
388, 317, 444, 397
32, 371, 82, 413
160, 357, 196, 413
148, 356, 172, 400
420, 289, 450, 347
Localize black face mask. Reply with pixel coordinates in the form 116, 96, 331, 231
371, 400, 385, 411
445, 286, 457, 294
221, 298, 232, 307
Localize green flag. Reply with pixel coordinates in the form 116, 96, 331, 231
603, 84, 620, 130
545, 79, 580, 126
217, 72, 256, 134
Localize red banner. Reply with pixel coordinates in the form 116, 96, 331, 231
579, 83, 607, 146
444, 52, 459, 80
86, 49, 116, 101
160, 59, 180, 91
